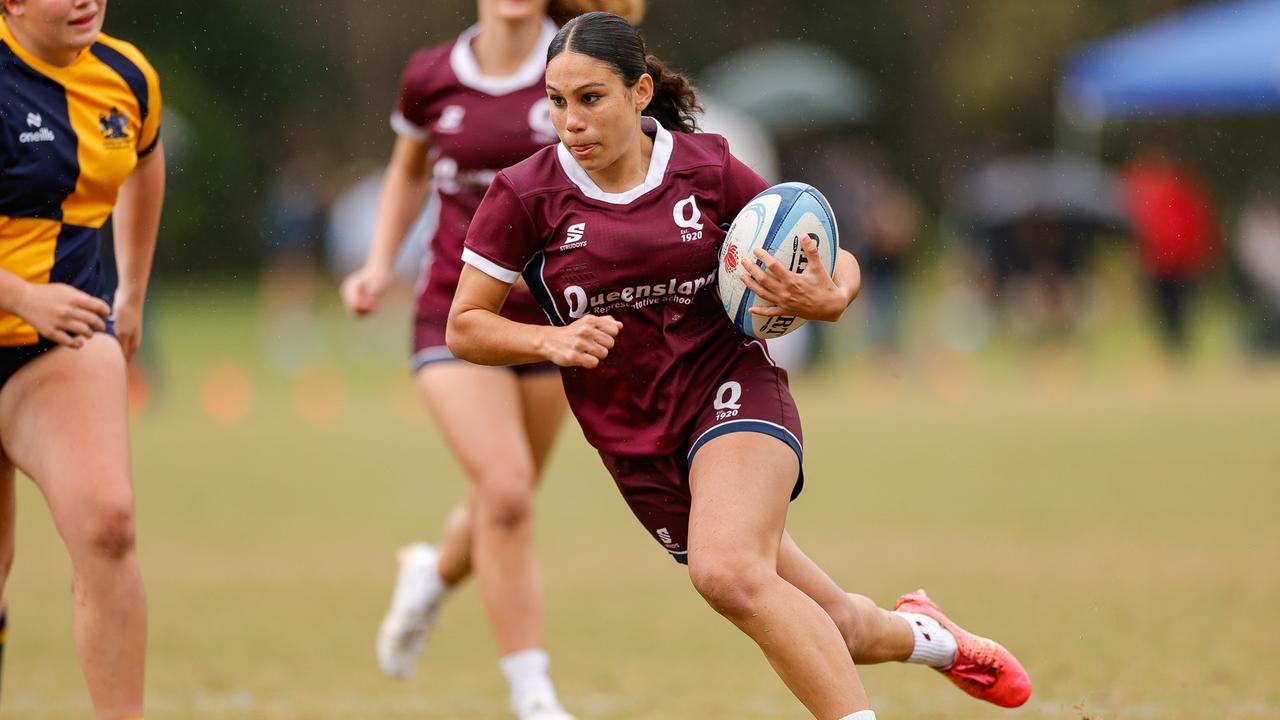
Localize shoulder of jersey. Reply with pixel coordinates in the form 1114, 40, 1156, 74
92, 31, 159, 79
498, 144, 570, 195
401, 42, 457, 91
670, 130, 731, 173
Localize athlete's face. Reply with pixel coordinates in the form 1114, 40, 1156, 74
546, 51, 653, 174
479, 0, 550, 23
2, 0, 105, 56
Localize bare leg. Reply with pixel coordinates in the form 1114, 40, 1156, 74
777, 532, 913, 664
0, 458, 14, 600
0, 335, 144, 720
0, 458, 14, 699
415, 364, 566, 654
422, 371, 566, 588
689, 433, 867, 720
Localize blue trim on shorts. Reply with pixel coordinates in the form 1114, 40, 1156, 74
411, 346, 460, 373
686, 419, 804, 467
411, 346, 559, 377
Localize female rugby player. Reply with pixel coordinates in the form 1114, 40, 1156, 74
0, 0, 163, 717
341, 2, 642, 718
447, 12, 1031, 720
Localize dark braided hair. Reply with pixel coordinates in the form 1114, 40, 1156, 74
547, 11, 701, 133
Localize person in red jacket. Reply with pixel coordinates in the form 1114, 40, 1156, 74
1122, 145, 1218, 356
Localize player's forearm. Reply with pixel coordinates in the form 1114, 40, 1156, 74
446, 305, 552, 366
0, 268, 31, 315
832, 248, 862, 313
366, 145, 431, 272
113, 142, 166, 304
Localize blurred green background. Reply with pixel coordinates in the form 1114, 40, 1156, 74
107, 0, 1280, 274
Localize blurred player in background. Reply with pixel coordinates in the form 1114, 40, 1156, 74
449, 12, 1031, 720
0, 0, 164, 717
340, 2, 642, 718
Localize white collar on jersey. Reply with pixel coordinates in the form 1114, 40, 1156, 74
450, 18, 557, 96
557, 116, 674, 205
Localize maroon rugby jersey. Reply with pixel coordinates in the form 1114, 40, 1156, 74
463, 118, 774, 455
392, 19, 561, 325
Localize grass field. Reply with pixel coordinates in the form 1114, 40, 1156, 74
4, 281, 1279, 719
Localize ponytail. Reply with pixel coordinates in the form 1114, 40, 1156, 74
643, 55, 701, 134
549, 11, 701, 134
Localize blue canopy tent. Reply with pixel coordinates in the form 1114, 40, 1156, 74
1061, 0, 1280, 127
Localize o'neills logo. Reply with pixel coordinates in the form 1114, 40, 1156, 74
19, 127, 55, 143
19, 111, 55, 144
563, 269, 716, 318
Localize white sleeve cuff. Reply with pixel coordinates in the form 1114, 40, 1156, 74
390, 112, 428, 141
462, 248, 521, 283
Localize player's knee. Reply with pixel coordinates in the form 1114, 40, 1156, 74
688, 552, 769, 620
83, 499, 137, 561
472, 472, 535, 531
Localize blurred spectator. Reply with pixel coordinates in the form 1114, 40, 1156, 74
259, 156, 332, 372
949, 147, 1122, 345
1121, 145, 1218, 356
827, 140, 920, 353
1234, 177, 1280, 357
795, 137, 921, 358
261, 156, 328, 275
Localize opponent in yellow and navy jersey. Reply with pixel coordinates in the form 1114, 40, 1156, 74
0, 16, 161, 346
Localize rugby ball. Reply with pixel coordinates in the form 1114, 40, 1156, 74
717, 182, 839, 339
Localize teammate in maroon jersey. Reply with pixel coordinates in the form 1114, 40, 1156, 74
449, 12, 1033, 720
341, 3, 644, 719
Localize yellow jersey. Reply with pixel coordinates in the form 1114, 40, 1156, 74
0, 17, 161, 346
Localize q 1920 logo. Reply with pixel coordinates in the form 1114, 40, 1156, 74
673, 195, 704, 242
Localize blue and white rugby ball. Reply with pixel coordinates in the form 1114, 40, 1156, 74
717, 182, 839, 339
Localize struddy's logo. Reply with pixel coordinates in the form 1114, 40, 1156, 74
713, 381, 742, 421
673, 195, 704, 242
562, 269, 716, 319
560, 222, 587, 250
19, 110, 54, 144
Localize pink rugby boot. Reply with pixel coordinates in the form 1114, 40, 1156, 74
895, 589, 1032, 708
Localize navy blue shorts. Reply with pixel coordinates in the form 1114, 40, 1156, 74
0, 339, 57, 391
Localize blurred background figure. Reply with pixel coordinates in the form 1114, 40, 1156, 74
801, 138, 920, 361
1234, 176, 1280, 358
1121, 144, 1218, 358
949, 148, 1125, 346
259, 155, 332, 373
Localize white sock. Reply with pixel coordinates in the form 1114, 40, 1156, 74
500, 649, 560, 713
425, 566, 450, 600
894, 611, 958, 668
838, 711, 877, 720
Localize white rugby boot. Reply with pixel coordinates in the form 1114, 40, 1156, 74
375, 542, 447, 678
